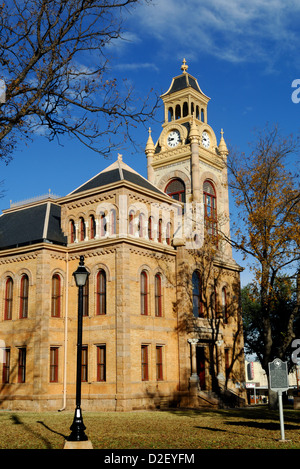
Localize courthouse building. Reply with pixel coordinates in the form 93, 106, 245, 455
0, 61, 246, 411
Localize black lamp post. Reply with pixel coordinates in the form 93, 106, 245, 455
67, 255, 90, 442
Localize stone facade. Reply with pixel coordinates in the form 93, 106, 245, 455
0, 62, 246, 411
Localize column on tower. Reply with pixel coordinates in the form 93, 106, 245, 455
189, 117, 201, 202
145, 128, 155, 183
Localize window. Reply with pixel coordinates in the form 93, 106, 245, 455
183, 101, 188, 117
79, 217, 85, 241
157, 218, 162, 243
166, 222, 171, 245
50, 347, 59, 383
129, 210, 135, 235
148, 216, 153, 240
210, 285, 217, 317
192, 270, 203, 318
225, 348, 230, 379
165, 178, 186, 203
203, 180, 217, 240
138, 213, 144, 237
141, 345, 149, 381
82, 277, 89, 317
96, 270, 106, 315
20, 274, 29, 319
97, 345, 106, 382
70, 219, 76, 243
156, 346, 163, 381
90, 215, 96, 240
140, 271, 148, 315
81, 346, 88, 382
100, 212, 107, 237
51, 274, 61, 317
4, 277, 13, 320
18, 348, 26, 383
222, 287, 228, 323
2, 348, 10, 383
155, 273, 162, 317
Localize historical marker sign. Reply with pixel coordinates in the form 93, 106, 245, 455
268, 358, 289, 392
268, 358, 289, 441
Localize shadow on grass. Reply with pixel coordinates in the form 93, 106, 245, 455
226, 420, 300, 431
10, 414, 53, 449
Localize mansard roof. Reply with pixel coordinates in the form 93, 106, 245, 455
69, 156, 165, 197
0, 202, 67, 250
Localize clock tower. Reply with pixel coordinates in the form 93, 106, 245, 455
145, 59, 232, 257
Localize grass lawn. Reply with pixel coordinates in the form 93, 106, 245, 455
0, 406, 300, 449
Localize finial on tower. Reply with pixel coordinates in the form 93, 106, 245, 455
181, 58, 188, 73
118, 153, 123, 161
218, 129, 228, 156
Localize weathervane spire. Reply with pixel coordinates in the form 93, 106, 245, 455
181, 58, 188, 73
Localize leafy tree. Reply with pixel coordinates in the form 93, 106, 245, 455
242, 278, 299, 367
224, 124, 300, 407
0, 0, 157, 162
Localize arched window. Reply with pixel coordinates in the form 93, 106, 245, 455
51, 274, 61, 317
155, 273, 162, 317
138, 213, 144, 238
192, 270, 203, 318
203, 180, 217, 240
222, 287, 228, 323
129, 210, 135, 235
70, 219, 76, 243
79, 217, 85, 241
165, 178, 186, 203
157, 218, 162, 243
83, 277, 89, 316
20, 274, 29, 319
100, 212, 107, 237
148, 216, 153, 240
90, 215, 96, 240
166, 222, 171, 245
4, 277, 13, 320
175, 104, 181, 120
168, 107, 174, 122
140, 271, 148, 315
183, 101, 188, 117
96, 270, 106, 315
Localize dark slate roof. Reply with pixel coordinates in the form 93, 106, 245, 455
161, 72, 205, 97
0, 202, 67, 250
167, 73, 201, 94
69, 159, 165, 196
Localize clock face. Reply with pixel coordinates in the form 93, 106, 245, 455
167, 130, 180, 148
202, 131, 210, 148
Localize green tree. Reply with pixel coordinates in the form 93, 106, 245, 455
224, 124, 300, 407
242, 277, 299, 367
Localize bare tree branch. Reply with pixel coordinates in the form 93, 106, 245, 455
0, 0, 158, 162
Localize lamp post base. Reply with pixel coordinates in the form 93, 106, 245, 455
67, 406, 88, 442
64, 440, 93, 449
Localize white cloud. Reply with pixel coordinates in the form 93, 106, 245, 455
132, 0, 300, 67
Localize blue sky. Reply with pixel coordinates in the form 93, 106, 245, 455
1, 0, 300, 285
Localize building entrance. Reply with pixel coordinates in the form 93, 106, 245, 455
196, 347, 206, 390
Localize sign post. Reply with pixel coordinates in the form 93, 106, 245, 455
268, 358, 289, 441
